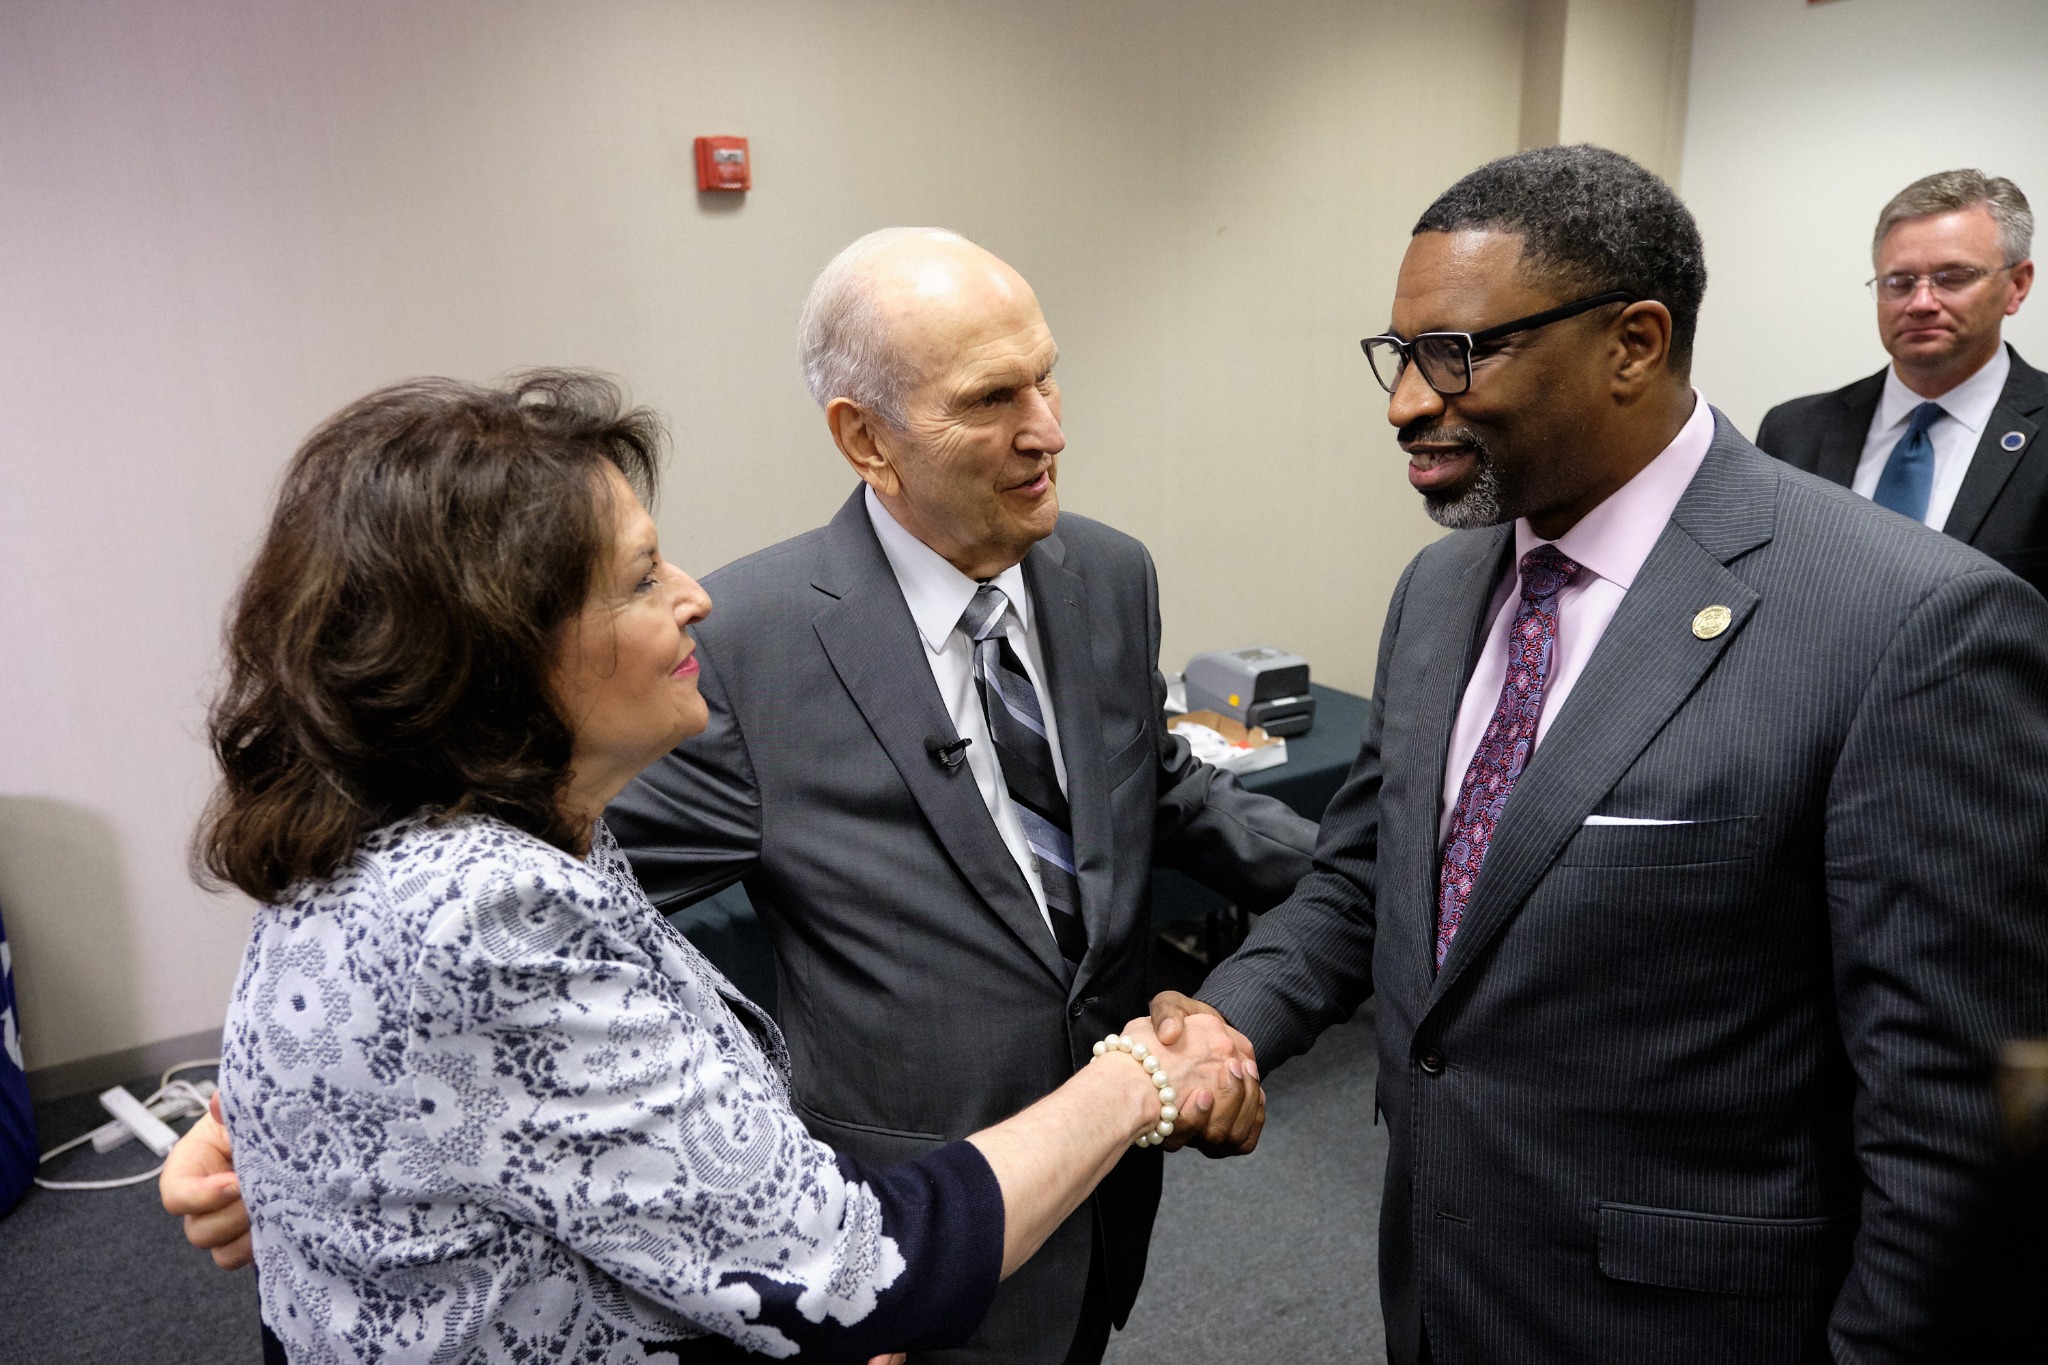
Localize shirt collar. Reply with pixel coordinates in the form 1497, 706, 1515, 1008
864, 485, 1032, 653
1878, 343, 2011, 437
1514, 388, 1716, 592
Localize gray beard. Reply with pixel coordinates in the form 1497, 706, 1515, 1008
1423, 453, 1508, 529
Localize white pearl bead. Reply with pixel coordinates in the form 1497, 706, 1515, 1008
1130, 1042, 1149, 1060
1151, 1071, 1168, 1088
1160, 1105, 1178, 1122
1159, 1086, 1177, 1104
1135, 1133, 1152, 1147
1156, 1120, 1173, 1137
1142, 1057, 1160, 1074
1092, 1041, 1106, 1057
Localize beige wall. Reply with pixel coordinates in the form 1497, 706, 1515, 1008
1521, 0, 1692, 183
1, 0, 1532, 1072
1681, 0, 2048, 434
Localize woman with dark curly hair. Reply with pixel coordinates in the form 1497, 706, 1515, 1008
160, 372, 1228, 1363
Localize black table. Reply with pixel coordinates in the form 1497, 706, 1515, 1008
1150, 682, 1367, 928
666, 682, 1370, 1013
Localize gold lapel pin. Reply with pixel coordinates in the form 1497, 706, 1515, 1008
1692, 605, 1733, 640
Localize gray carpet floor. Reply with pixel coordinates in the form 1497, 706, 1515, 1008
0, 1010, 1383, 1363
1107, 1004, 1386, 1363
1, 1067, 261, 1365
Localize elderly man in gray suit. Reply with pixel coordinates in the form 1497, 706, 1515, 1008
1156, 146, 2048, 1363
607, 228, 1314, 1363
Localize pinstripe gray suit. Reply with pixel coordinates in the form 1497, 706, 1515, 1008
1199, 415, 2048, 1364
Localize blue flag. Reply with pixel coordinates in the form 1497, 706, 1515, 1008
0, 899, 36, 1214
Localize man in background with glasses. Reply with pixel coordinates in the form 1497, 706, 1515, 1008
1154, 144, 2048, 1363
1757, 171, 2045, 597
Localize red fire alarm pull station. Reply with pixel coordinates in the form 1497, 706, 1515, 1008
695, 136, 750, 192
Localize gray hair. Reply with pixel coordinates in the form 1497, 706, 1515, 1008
1413, 144, 1708, 371
1873, 170, 2033, 266
798, 227, 969, 427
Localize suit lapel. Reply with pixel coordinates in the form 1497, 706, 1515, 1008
1817, 371, 1885, 487
808, 492, 1069, 988
1942, 348, 2047, 545
1022, 537, 1116, 993
1427, 421, 1776, 1009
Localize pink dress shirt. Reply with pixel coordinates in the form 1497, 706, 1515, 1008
1438, 394, 1717, 843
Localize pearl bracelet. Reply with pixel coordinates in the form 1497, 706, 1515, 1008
1092, 1033, 1179, 1147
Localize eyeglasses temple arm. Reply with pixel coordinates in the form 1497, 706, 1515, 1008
1466, 289, 1639, 345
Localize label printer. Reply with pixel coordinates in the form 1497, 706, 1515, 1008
1183, 647, 1315, 737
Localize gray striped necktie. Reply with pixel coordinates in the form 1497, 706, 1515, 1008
959, 584, 1087, 968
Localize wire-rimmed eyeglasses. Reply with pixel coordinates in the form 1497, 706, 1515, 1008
1360, 290, 1639, 397
1866, 264, 2015, 302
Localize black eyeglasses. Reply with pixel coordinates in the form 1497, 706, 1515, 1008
1360, 289, 1639, 396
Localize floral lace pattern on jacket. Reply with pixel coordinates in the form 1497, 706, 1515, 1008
222, 814, 997, 1362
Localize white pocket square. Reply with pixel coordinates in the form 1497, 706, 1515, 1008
1583, 815, 1695, 826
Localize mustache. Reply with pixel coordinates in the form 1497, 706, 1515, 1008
1398, 421, 1490, 451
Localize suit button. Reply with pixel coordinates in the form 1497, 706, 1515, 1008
1069, 996, 1096, 1019
1418, 1049, 1444, 1075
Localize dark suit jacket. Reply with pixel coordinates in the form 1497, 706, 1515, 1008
1197, 418, 2048, 1365
1756, 344, 2048, 596
608, 488, 1316, 1363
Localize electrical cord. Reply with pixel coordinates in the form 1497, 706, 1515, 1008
34, 1058, 223, 1192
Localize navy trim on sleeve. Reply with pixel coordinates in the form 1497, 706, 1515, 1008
852, 1139, 1005, 1352
647, 1139, 1004, 1363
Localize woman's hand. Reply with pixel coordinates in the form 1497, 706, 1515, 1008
159, 1092, 253, 1270
1134, 998, 1266, 1157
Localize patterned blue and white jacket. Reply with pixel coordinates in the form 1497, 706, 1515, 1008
221, 813, 1002, 1363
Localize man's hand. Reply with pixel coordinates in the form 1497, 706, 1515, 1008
1138, 992, 1265, 1157
159, 1092, 252, 1270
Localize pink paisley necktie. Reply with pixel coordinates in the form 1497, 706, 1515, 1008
1435, 544, 1582, 970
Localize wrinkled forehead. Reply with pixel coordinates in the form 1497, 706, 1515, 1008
878, 252, 1056, 392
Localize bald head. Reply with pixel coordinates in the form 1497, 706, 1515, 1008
799, 228, 1040, 426
802, 228, 1066, 578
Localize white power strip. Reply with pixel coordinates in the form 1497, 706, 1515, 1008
35, 1059, 223, 1193
89, 1079, 217, 1153
99, 1084, 181, 1157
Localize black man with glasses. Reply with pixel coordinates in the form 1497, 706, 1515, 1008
1150, 145, 2048, 1365
1758, 169, 2045, 597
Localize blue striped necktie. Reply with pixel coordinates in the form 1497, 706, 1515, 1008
959, 584, 1087, 969
1872, 400, 1944, 522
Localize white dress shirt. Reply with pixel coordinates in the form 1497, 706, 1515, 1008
1440, 393, 1717, 842
1852, 345, 2009, 532
865, 486, 1068, 933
